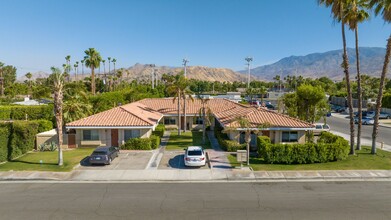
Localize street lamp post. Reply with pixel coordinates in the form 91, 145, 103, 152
245, 57, 253, 88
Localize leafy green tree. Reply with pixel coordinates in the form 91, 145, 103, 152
369, 0, 391, 154
283, 84, 328, 124
63, 91, 92, 123
84, 48, 102, 95
1, 65, 17, 97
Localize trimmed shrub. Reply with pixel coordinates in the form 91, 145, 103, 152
121, 138, 152, 150
8, 121, 39, 160
150, 135, 160, 149
257, 136, 271, 157
0, 106, 12, 120
34, 119, 53, 133
261, 140, 349, 164
152, 124, 165, 138
0, 123, 11, 163
222, 139, 246, 152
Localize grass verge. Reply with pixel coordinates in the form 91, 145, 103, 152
0, 148, 94, 172
166, 131, 211, 150
227, 146, 391, 171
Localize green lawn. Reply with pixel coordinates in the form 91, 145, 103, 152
165, 131, 212, 150
0, 148, 94, 172
228, 147, 391, 171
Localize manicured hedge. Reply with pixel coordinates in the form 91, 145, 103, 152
0, 123, 11, 163
8, 121, 39, 160
257, 132, 349, 164
121, 137, 152, 150
257, 136, 271, 156
150, 135, 160, 149
152, 124, 165, 138
213, 123, 246, 151
0, 105, 54, 121
33, 119, 53, 133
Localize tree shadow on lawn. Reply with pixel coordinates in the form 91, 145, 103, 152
9, 160, 58, 166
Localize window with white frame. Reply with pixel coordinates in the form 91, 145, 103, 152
83, 130, 99, 141
281, 131, 298, 142
124, 129, 141, 141
164, 117, 176, 125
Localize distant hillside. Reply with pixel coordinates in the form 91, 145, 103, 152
242, 47, 389, 80
121, 63, 248, 82
17, 71, 50, 82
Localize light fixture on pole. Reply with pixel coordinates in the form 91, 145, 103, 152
245, 56, 253, 88
182, 58, 189, 78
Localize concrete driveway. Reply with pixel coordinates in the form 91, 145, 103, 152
158, 150, 209, 170
78, 151, 153, 170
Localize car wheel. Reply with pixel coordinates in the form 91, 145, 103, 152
108, 158, 112, 165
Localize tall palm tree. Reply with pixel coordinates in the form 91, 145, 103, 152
344, 0, 370, 151
52, 66, 65, 166
369, 0, 391, 154
0, 62, 4, 97
166, 73, 187, 135
62, 64, 70, 82
198, 96, 212, 144
273, 75, 281, 92
80, 59, 85, 76
108, 57, 111, 74
65, 55, 71, 74
75, 61, 79, 79
182, 81, 194, 133
112, 58, 117, 74
319, 0, 355, 155
259, 86, 267, 104
25, 72, 33, 95
116, 69, 123, 84
74, 63, 78, 80
63, 91, 92, 123
84, 48, 102, 95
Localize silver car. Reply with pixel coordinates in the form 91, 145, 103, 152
184, 146, 206, 167
354, 116, 374, 125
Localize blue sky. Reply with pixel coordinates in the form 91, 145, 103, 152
1, 0, 390, 76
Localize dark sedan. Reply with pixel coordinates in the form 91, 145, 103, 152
89, 146, 119, 165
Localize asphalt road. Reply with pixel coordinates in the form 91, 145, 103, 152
326, 115, 391, 145
0, 182, 390, 219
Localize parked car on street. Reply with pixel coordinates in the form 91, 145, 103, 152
366, 111, 391, 119
354, 116, 374, 125
313, 123, 330, 135
89, 146, 119, 165
184, 146, 206, 167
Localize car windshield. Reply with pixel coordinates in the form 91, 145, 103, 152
187, 150, 202, 156
93, 151, 107, 155
315, 125, 322, 129
323, 125, 330, 129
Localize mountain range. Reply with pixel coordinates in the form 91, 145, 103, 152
242, 47, 389, 81
18, 47, 389, 82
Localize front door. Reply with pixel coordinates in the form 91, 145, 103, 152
68, 134, 76, 148
111, 129, 119, 147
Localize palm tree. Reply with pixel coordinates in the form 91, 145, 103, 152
84, 48, 102, 95
75, 61, 79, 79
369, 0, 391, 154
51, 66, 65, 166
116, 69, 123, 84
108, 57, 111, 74
74, 63, 78, 80
112, 58, 117, 74
25, 72, 33, 95
102, 60, 106, 77
273, 75, 281, 92
166, 73, 187, 135
182, 81, 194, 133
62, 64, 70, 82
63, 91, 93, 123
0, 62, 4, 97
344, 0, 370, 151
259, 86, 267, 104
65, 55, 71, 74
198, 96, 212, 144
80, 59, 85, 76
319, 0, 355, 155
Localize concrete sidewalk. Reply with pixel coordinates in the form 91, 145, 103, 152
1, 169, 390, 182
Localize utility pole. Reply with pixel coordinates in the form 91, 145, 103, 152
245, 57, 253, 88
182, 58, 189, 77
149, 64, 155, 89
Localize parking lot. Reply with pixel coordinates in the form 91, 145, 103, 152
77, 151, 153, 170
158, 151, 209, 170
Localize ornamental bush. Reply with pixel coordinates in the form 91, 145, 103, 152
150, 135, 160, 149
0, 105, 54, 121
257, 136, 271, 157
34, 119, 53, 133
152, 124, 165, 138
8, 121, 39, 160
121, 137, 152, 150
0, 123, 11, 163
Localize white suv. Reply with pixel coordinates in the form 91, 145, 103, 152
184, 146, 206, 167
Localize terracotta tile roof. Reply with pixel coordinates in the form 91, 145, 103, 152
66, 97, 312, 129
66, 102, 162, 127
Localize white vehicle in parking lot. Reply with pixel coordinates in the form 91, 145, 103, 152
184, 146, 206, 167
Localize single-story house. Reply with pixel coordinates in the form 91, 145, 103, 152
65, 98, 314, 148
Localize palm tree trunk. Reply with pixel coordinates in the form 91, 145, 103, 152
372, 34, 391, 154
178, 93, 181, 136
55, 91, 63, 166
183, 96, 187, 132
355, 27, 362, 151
202, 105, 206, 144
91, 67, 95, 95
341, 21, 355, 155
